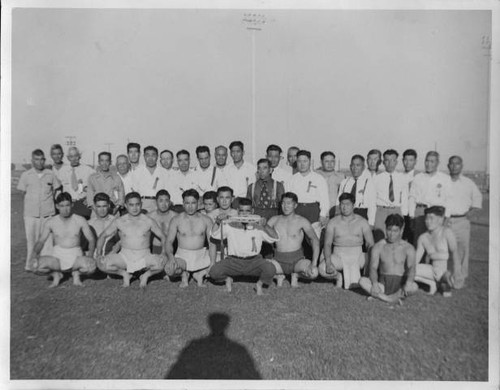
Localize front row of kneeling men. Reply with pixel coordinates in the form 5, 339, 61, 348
28, 186, 462, 300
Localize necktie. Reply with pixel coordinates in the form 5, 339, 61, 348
251, 237, 257, 253
389, 174, 395, 202
259, 181, 270, 208
71, 167, 78, 192
351, 178, 358, 204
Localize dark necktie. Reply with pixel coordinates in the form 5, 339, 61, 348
259, 181, 270, 208
351, 178, 358, 203
389, 174, 395, 202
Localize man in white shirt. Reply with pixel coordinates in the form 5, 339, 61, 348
170, 149, 198, 212
50, 144, 66, 181
367, 149, 383, 178
446, 155, 482, 281
285, 150, 329, 227
208, 198, 279, 295
127, 142, 142, 172
401, 149, 418, 242
211, 145, 229, 188
193, 145, 218, 197
266, 144, 291, 184
337, 154, 376, 227
287, 146, 300, 175
373, 149, 409, 242
315, 151, 345, 218
130, 146, 169, 213
58, 146, 95, 219
225, 141, 256, 205
408, 151, 452, 246
116, 154, 133, 197
160, 149, 174, 172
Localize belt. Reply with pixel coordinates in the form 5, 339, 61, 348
416, 203, 428, 208
450, 214, 467, 218
232, 255, 259, 260
297, 202, 319, 207
141, 196, 155, 200
377, 205, 399, 209
354, 207, 368, 210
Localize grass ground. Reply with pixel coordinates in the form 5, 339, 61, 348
10, 190, 490, 380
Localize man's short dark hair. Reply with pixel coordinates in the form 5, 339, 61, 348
125, 191, 142, 203
266, 144, 283, 154
425, 151, 440, 160
176, 149, 190, 159
160, 149, 173, 158
238, 198, 252, 207
94, 192, 110, 204
351, 154, 365, 164
217, 186, 234, 197
98, 151, 112, 160
385, 213, 404, 228
383, 149, 399, 159
281, 192, 298, 203
296, 150, 311, 160
229, 141, 244, 151
143, 146, 158, 155
196, 146, 210, 157
203, 191, 218, 203
56, 192, 72, 204
50, 144, 63, 152
424, 206, 445, 217
321, 151, 336, 161
367, 149, 382, 159
257, 158, 270, 167
339, 192, 355, 204
288, 146, 300, 153
156, 189, 171, 199
32, 149, 45, 158
182, 189, 199, 201
448, 155, 463, 164
403, 149, 417, 159
127, 143, 141, 152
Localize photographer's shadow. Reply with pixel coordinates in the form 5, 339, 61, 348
165, 312, 261, 379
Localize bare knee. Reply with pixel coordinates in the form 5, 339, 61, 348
318, 262, 335, 279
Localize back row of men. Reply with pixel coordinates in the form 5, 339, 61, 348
18, 141, 482, 294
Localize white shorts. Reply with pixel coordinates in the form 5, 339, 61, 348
332, 246, 364, 289
175, 247, 210, 272
120, 248, 149, 273
53, 245, 83, 271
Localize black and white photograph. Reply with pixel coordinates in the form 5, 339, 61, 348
1, 0, 498, 388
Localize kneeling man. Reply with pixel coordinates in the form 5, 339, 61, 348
267, 192, 319, 287
414, 206, 463, 296
319, 192, 374, 289
28, 192, 96, 288
360, 214, 418, 303
208, 198, 279, 295
96, 192, 167, 288
164, 189, 214, 288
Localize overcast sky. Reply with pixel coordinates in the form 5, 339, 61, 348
11, 9, 491, 171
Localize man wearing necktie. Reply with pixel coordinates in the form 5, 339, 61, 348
373, 149, 408, 242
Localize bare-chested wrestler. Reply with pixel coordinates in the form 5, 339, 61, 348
96, 192, 167, 288
88, 192, 118, 257
148, 190, 178, 255
319, 192, 374, 289
359, 214, 418, 303
267, 192, 319, 288
164, 189, 214, 288
28, 192, 96, 288
414, 206, 463, 296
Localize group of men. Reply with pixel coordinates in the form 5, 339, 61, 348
17, 140, 482, 299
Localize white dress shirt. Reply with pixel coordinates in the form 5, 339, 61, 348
447, 175, 483, 215
130, 165, 169, 198
373, 171, 409, 216
408, 171, 452, 217
58, 164, 95, 201
337, 169, 376, 225
192, 165, 218, 195
118, 172, 134, 195
271, 166, 292, 184
224, 161, 256, 198
169, 169, 198, 205
285, 171, 330, 218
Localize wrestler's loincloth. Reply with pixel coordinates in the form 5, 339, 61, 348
53, 245, 83, 271
274, 248, 305, 275
378, 274, 403, 295
175, 247, 211, 272
120, 248, 149, 273
332, 246, 364, 289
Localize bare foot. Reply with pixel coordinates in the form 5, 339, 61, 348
72, 271, 83, 287
334, 273, 343, 288
120, 271, 131, 287
48, 272, 63, 288
275, 274, 285, 287
139, 271, 151, 289
179, 272, 189, 288
254, 280, 264, 296
225, 277, 233, 292
291, 273, 300, 288
25, 258, 39, 273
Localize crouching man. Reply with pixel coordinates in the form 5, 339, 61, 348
267, 192, 319, 287
28, 192, 96, 288
359, 214, 418, 303
96, 192, 167, 288
208, 198, 279, 295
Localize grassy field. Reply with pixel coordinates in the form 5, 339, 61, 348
10, 189, 490, 381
